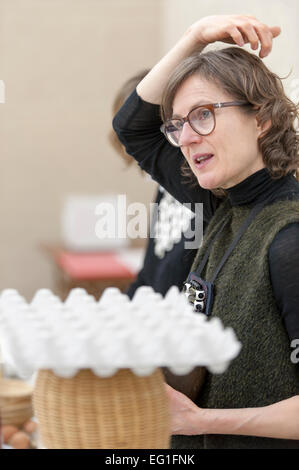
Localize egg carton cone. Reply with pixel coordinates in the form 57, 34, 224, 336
0, 286, 242, 379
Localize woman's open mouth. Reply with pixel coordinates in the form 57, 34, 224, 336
192, 153, 214, 170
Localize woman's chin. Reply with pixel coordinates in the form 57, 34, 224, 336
196, 175, 219, 190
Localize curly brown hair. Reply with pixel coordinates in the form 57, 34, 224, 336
161, 47, 299, 196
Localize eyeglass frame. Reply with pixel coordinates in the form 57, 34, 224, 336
160, 101, 250, 147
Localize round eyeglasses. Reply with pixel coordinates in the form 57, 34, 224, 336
160, 101, 249, 147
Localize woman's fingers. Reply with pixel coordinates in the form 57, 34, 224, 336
250, 23, 281, 58
192, 15, 281, 59
227, 21, 280, 58
239, 23, 260, 50
227, 26, 246, 47
249, 21, 274, 57
270, 25, 282, 38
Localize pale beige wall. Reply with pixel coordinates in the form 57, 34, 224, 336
0, 0, 161, 300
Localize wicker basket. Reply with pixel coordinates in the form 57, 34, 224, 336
33, 368, 170, 449
0, 378, 33, 427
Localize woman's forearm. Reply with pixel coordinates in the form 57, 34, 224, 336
136, 30, 202, 104
201, 395, 299, 440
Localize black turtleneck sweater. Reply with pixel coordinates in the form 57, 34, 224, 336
113, 89, 299, 342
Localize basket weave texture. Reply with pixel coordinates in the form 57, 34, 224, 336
33, 368, 170, 449
0, 378, 33, 427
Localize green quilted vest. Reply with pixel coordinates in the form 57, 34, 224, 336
172, 197, 299, 449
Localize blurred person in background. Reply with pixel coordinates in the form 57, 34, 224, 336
110, 72, 199, 299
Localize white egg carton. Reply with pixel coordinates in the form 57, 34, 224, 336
154, 192, 195, 258
0, 286, 241, 379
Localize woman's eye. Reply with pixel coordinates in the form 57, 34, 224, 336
168, 120, 183, 131
200, 109, 212, 119
191, 108, 212, 121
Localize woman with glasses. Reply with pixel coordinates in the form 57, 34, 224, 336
113, 15, 299, 448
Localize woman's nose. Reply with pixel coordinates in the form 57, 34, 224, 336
178, 122, 202, 147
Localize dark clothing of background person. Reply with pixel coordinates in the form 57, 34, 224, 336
126, 186, 199, 298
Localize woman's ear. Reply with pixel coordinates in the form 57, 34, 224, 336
256, 117, 272, 138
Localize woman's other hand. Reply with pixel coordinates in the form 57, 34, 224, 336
165, 383, 205, 435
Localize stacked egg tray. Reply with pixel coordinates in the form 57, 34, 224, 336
0, 378, 38, 449
0, 286, 241, 379
0, 378, 33, 427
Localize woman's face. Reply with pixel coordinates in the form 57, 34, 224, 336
172, 74, 265, 190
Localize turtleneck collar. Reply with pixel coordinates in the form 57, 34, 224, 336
226, 168, 297, 206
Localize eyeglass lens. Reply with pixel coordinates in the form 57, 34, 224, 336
165, 107, 215, 146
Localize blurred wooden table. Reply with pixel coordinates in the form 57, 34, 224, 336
41, 244, 144, 300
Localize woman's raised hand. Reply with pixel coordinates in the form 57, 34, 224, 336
137, 14, 281, 103
187, 15, 281, 58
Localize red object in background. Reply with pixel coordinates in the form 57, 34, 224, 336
56, 251, 136, 281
